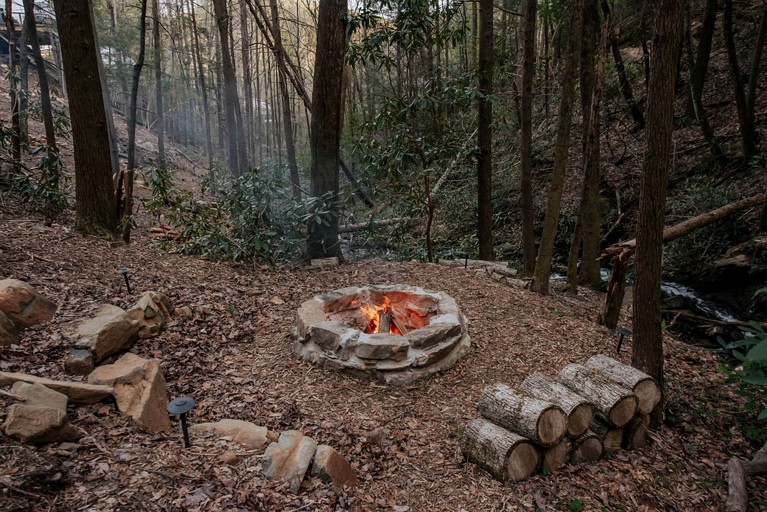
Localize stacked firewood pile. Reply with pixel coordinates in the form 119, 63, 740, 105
461, 354, 661, 482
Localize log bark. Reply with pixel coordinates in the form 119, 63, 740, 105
571, 430, 603, 462
558, 364, 638, 427
461, 418, 540, 482
590, 418, 623, 452
622, 416, 647, 449
477, 384, 568, 447
725, 457, 747, 512
519, 372, 595, 437
543, 438, 572, 473
585, 354, 661, 414
378, 310, 391, 334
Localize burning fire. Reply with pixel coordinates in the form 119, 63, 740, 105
359, 296, 402, 335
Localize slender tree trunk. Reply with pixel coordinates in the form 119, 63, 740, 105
633, 0, 685, 426
270, 0, 302, 200
212, 0, 243, 177
188, 0, 214, 184
153, 0, 165, 166
520, 0, 537, 276
240, 0, 255, 171
22, 0, 56, 152
123, 0, 148, 242
5, 0, 20, 162
308, 0, 347, 259
685, 0, 717, 118
531, 0, 584, 295
477, 0, 494, 260
723, 0, 760, 161
52, 0, 118, 235
19, 19, 28, 148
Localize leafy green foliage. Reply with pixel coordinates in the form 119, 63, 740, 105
8, 146, 70, 225
719, 320, 767, 428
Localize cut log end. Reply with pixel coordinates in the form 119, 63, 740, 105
543, 438, 572, 473
572, 432, 603, 463
536, 407, 569, 446
567, 403, 595, 437
508, 442, 541, 482
607, 395, 638, 427
603, 429, 624, 452
634, 379, 662, 414
623, 417, 647, 450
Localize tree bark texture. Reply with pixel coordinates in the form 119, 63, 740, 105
585, 354, 661, 414
461, 418, 540, 482
685, 0, 717, 118
558, 363, 638, 427
519, 372, 595, 437
152, 0, 165, 166
477, 384, 568, 447
476, 0, 494, 260
307, 0, 347, 259
632, 0, 685, 424
531, 0, 584, 295
519, 0, 537, 276
571, 430, 603, 462
5, 0, 21, 162
23, 0, 56, 151
52, 0, 117, 235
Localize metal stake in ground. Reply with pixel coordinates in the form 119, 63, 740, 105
117, 268, 132, 294
167, 397, 196, 447
615, 327, 632, 353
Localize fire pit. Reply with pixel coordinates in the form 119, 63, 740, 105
292, 285, 470, 385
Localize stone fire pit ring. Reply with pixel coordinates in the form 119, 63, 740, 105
292, 285, 470, 385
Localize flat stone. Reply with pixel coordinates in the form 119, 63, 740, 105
11, 382, 68, 411
190, 419, 271, 451
383, 334, 471, 386
310, 444, 358, 488
3, 404, 83, 443
64, 349, 95, 376
0, 371, 113, 404
175, 306, 193, 317
406, 322, 462, 350
356, 334, 409, 361
87, 352, 148, 386
309, 321, 353, 353
294, 299, 327, 340
413, 335, 462, 367
0, 279, 56, 329
0, 310, 19, 347
262, 430, 318, 493
72, 304, 140, 362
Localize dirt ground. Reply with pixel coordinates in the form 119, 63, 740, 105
0, 205, 765, 511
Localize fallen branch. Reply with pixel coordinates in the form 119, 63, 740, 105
725, 440, 767, 511
661, 309, 767, 329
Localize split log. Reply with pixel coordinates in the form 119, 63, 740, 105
461, 418, 540, 482
477, 384, 568, 447
571, 430, 603, 462
378, 310, 391, 334
622, 416, 647, 449
543, 438, 572, 473
585, 354, 661, 414
590, 418, 623, 452
519, 372, 595, 437
558, 364, 638, 427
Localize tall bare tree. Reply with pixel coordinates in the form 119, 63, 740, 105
477, 0, 494, 260
5, 0, 20, 163
519, 0, 537, 276
22, 0, 56, 153
153, 0, 165, 166
633, 0, 685, 424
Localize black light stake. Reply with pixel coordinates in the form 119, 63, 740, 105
117, 268, 132, 294
615, 326, 632, 353
167, 397, 196, 448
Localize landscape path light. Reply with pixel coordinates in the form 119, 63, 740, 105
615, 326, 632, 353
116, 268, 132, 295
167, 396, 196, 448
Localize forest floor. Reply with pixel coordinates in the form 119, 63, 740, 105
1, 200, 766, 511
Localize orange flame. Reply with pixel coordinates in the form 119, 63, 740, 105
359, 296, 401, 334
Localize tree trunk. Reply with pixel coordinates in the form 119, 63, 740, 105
531, 0, 584, 295
685, 0, 717, 118
23, 0, 56, 151
518, 372, 594, 437
5, 0, 21, 163
19, 19, 28, 148
632, 0, 685, 426
52, 0, 118, 235
213, 0, 242, 177
477, 384, 568, 447
188, 0, 214, 186
476, 0, 494, 260
585, 354, 662, 414
124, 0, 149, 243
571, 430, 603, 462
558, 363, 638, 427
270, 0, 302, 201
152, 0, 165, 166
461, 418, 540, 482
519, 0, 537, 276
307, 0, 347, 259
